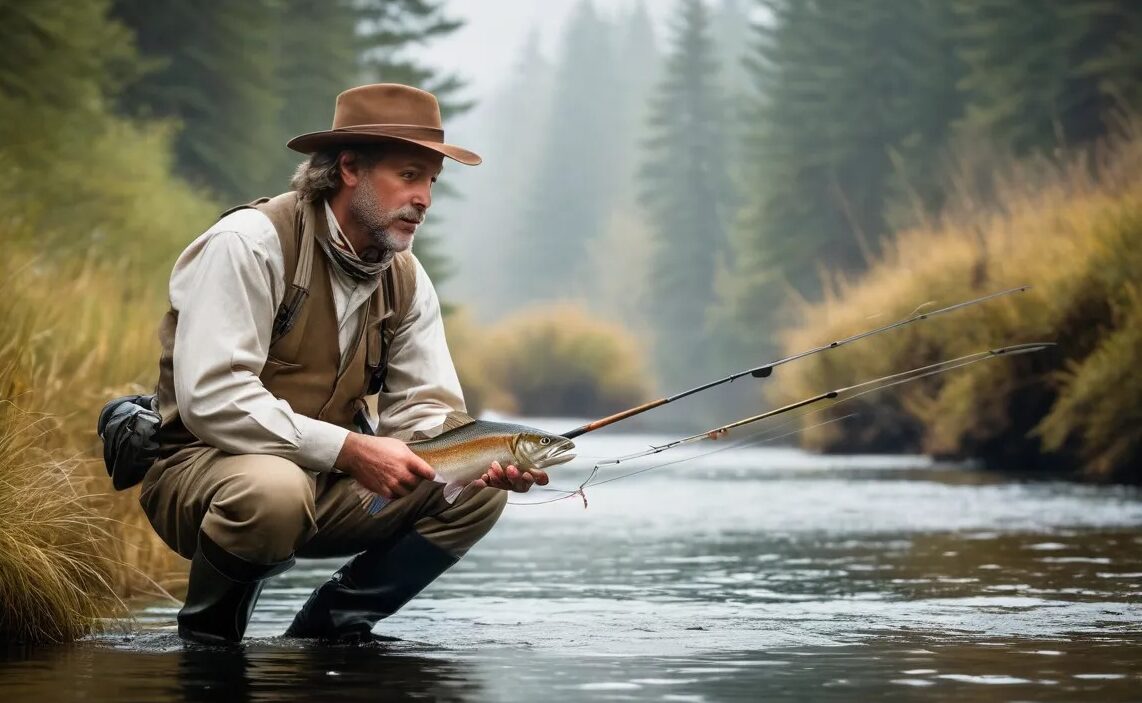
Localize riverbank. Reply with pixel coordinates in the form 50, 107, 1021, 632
771, 123, 1142, 482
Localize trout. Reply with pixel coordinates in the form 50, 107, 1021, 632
361, 413, 576, 513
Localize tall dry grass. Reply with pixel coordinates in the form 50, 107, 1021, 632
0, 110, 215, 641
0, 402, 122, 642
0, 248, 191, 641
770, 120, 1142, 480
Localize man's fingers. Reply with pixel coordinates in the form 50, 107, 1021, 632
531, 469, 550, 486
409, 454, 436, 481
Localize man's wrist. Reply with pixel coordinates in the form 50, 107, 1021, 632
295, 416, 351, 470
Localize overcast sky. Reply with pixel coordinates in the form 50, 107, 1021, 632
420, 0, 674, 105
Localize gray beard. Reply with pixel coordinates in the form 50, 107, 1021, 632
349, 179, 417, 262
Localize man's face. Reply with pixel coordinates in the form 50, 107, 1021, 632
347, 144, 444, 260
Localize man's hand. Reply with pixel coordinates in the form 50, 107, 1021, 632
336, 433, 436, 499
471, 461, 549, 493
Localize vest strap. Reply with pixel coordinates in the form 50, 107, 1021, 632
271, 205, 316, 344
367, 270, 398, 396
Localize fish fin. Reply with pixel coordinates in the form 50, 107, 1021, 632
443, 480, 467, 504
366, 495, 390, 515
409, 411, 478, 442
440, 411, 477, 432
351, 480, 391, 515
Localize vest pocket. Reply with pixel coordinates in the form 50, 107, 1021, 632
364, 318, 385, 371
261, 355, 302, 386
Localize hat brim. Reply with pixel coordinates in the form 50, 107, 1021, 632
286, 129, 481, 166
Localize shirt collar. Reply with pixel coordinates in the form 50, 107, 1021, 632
323, 200, 359, 257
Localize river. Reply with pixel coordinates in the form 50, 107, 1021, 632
2, 422, 1141, 701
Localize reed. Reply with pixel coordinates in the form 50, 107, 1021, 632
0, 110, 213, 641
771, 120, 1142, 480
0, 247, 191, 640
0, 401, 123, 643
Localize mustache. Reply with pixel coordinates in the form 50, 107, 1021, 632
394, 206, 423, 224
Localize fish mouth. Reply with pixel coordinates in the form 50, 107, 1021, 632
533, 438, 576, 470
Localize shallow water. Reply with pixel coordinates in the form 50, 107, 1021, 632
3, 425, 1142, 701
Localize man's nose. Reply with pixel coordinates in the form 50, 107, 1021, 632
411, 184, 431, 211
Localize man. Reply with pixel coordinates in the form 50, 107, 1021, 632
140, 84, 547, 645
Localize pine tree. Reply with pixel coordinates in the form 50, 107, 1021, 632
640, 0, 735, 386
0, 0, 136, 119
440, 28, 556, 318
716, 0, 966, 367
110, 0, 282, 201
582, 1, 661, 318
711, 0, 752, 96
954, 0, 1142, 155
111, 0, 468, 283
270, 0, 360, 189
511, 0, 624, 301
355, 0, 469, 288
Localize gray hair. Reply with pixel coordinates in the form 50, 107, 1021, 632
289, 145, 388, 203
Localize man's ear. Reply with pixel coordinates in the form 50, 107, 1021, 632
338, 151, 362, 188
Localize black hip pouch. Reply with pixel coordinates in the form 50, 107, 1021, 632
97, 394, 161, 490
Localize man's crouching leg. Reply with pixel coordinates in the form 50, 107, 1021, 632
285, 482, 507, 643
141, 452, 316, 644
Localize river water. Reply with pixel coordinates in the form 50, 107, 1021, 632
3, 422, 1142, 701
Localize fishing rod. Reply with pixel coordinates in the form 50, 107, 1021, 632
560, 285, 1031, 439
521, 342, 1054, 506
596, 342, 1053, 466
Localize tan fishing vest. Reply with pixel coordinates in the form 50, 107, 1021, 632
155, 191, 418, 454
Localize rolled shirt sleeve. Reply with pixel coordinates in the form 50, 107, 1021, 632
169, 210, 349, 470
374, 256, 466, 438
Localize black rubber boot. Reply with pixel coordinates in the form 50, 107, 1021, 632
178, 534, 295, 645
284, 530, 458, 643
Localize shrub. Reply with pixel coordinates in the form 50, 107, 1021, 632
771, 121, 1142, 480
479, 304, 653, 417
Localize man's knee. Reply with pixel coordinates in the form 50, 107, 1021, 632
202, 455, 316, 563
416, 487, 507, 557
458, 486, 508, 529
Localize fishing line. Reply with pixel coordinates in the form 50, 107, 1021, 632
580, 414, 859, 490
506, 413, 856, 506
509, 341, 1053, 506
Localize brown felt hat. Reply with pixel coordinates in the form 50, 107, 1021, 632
286, 83, 481, 165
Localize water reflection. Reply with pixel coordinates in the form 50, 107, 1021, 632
2, 637, 484, 702
3, 438, 1142, 701
4, 633, 1140, 702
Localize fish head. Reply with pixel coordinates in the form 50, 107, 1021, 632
511, 430, 576, 471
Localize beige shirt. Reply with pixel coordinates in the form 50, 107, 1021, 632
168, 202, 465, 471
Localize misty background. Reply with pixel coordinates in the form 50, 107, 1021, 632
3, 0, 1142, 658
3, 0, 1140, 475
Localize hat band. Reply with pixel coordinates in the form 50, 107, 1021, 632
330, 124, 445, 143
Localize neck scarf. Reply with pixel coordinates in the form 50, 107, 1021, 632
319, 201, 392, 281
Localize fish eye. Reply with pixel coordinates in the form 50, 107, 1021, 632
540, 437, 551, 445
